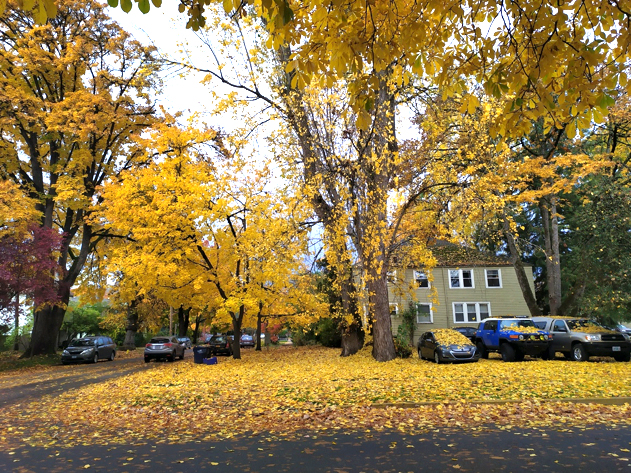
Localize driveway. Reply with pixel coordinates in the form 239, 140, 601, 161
0, 351, 189, 409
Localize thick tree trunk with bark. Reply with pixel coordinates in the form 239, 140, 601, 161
122, 298, 139, 350
178, 306, 190, 337
368, 275, 396, 361
540, 197, 562, 314
28, 284, 70, 356
230, 306, 244, 359
503, 216, 542, 316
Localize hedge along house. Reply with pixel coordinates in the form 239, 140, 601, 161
387, 243, 535, 345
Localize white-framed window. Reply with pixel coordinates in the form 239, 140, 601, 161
389, 303, 399, 316
485, 269, 502, 288
449, 269, 474, 288
415, 303, 433, 324
413, 270, 430, 288
387, 271, 397, 283
453, 302, 490, 323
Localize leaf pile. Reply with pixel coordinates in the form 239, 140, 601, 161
1, 346, 631, 448
433, 329, 473, 347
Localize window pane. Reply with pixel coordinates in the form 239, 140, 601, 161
454, 303, 464, 322
450, 270, 460, 288
415, 271, 429, 288
479, 303, 489, 319
466, 303, 477, 322
487, 270, 500, 287
416, 304, 431, 323
462, 270, 473, 287
389, 304, 398, 316
387, 271, 396, 283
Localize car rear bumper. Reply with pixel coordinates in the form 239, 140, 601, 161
144, 349, 175, 359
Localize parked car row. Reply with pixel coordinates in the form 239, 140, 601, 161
417, 316, 631, 364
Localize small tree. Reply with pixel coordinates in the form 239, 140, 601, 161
0, 225, 62, 351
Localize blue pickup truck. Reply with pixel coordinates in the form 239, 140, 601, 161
474, 318, 551, 362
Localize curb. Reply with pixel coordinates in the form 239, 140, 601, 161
372, 397, 631, 408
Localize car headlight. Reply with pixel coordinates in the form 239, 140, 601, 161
81, 348, 95, 355
584, 334, 601, 342
62, 350, 69, 355
518, 335, 524, 341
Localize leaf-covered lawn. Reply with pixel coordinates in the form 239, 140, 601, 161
1, 346, 631, 448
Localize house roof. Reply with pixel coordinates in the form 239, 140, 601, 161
431, 243, 516, 267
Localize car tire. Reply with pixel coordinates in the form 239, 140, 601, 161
614, 352, 630, 362
418, 349, 423, 360
540, 346, 554, 360
179, 350, 185, 360
500, 343, 516, 362
168, 351, 175, 362
476, 341, 488, 359
144, 357, 150, 363
93, 353, 99, 364
514, 350, 525, 362
434, 350, 441, 364
109, 351, 115, 362
571, 343, 588, 362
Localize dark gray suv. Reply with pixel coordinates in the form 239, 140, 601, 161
61, 336, 117, 364
532, 317, 631, 362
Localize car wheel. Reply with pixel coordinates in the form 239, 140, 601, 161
614, 352, 631, 362
93, 353, 99, 364
144, 357, 150, 363
514, 350, 525, 362
476, 341, 488, 359
571, 343, 588, 362
179, 350, 185, 360
109, 351, 115, 361
540, 346, 554, 360
418, 348, 423, 360
500, 343, 516, 362
168, 351, 175, 362
434, 350, 441, 364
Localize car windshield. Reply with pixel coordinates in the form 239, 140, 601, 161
150, 338, 171, 344
566, 320, 605, 331
69, 339, 94, 347
211, 336, 226, 342
499, 320, 535, 329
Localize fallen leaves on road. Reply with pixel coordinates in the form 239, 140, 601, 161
1, 346, 631, 448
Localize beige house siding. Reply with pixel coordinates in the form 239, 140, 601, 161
388, 265, 535, 344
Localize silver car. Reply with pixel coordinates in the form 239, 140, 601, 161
61, 336, 116, 364
533, 317, 631, 362
144, 336, 186, 362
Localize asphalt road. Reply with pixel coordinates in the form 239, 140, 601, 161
1, 354, 630, 472
0, 352, 168, 408
1, 425, 630, 472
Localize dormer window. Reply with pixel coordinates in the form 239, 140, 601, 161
485, 269, 502, 288
449, 269, 474, 288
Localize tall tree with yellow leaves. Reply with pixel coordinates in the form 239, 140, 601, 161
0, 0, 161, 355
98, 122, 325, 359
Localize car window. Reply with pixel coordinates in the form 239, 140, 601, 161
69, 339, 95, 347
484, 320, 498, 331
150, 338, 171, 343
500, 319, 535, 330
533, 321, 547, 329
552, 320, 567, 331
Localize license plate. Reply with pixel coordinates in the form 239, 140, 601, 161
613, 346, 621, 352
72, 355, 77, 359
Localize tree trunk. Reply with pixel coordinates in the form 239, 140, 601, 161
503, 215, 541, 316
192, 311, 204, 344
28, 303, 67, 356
13, 294, 19, 351
178, 306, 190, 337
340, 324, 363, 356
122, 298, 139, 350
255, 307, 263, 351
368, 275, 396, 362
540, 197, 562, 314
339, 269, 363, 356
231, 307, 244, 359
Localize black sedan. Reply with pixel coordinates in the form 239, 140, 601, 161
240, 334, 255, 348
452, 326, 478, 343
417, 329, 480, 364
208, 335, 233, 356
